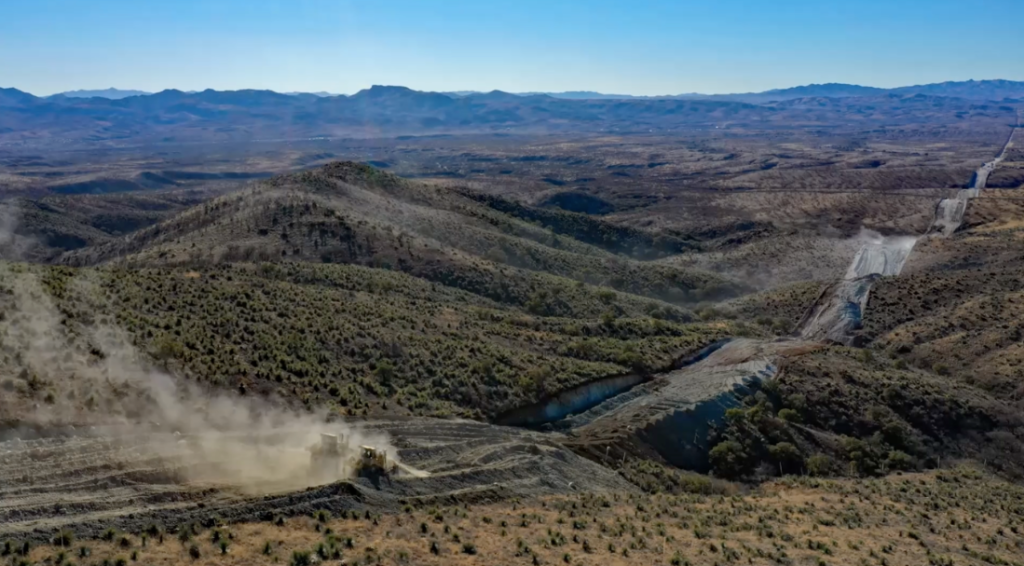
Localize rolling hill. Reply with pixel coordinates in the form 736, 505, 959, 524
1, 162, 759, 425
59, 162, 744, 306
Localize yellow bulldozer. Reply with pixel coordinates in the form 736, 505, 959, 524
354, 445, 392, 477
308, 434, 396, 483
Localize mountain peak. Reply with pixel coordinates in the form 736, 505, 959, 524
356, 85, 418, 98
0, 87, 39, 105
58, 88, 151, 99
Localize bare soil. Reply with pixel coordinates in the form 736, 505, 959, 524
0, 419, 634, 542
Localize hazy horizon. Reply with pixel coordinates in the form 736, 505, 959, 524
3, 0, 1023, 97
10, 77, 1024, 100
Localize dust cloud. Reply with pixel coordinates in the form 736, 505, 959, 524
0, 259, 397, 495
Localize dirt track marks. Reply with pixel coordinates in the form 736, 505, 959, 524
0, 420, 635, 541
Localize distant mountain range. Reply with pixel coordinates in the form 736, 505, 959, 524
57, 88, 152, 99
47, 79, 1024, 103
53, 88, 340, 99
508, 80, 1024, 103
0, 80, 1019, 148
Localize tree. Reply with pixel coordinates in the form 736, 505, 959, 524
778, 408, 802, 423
709, 440, 750, 479
886, 450, 915, 472
806, 454, 835, 477
374, 360, 395, 387
768, 442, 803, 475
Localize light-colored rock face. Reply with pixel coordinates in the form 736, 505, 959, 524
565, 339, 822, 470
796, 228, 916, 345
845, 231, 918, 279
797, 277, 876, 344
932, 197, 969, 236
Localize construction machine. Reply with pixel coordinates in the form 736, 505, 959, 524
355, 445, 391, 477
308, 434, 400, 483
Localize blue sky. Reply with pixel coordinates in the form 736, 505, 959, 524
2, 0, 1022, 96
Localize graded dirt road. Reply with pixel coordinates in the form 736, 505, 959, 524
797, 117, 1020, 344
931, 117, 1018, 235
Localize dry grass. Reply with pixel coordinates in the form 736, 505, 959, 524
862, 179, 1024, 400
18, 467, 1024, 566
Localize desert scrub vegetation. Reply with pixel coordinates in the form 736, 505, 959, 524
703, 347, 1024, 481
0, 261, 740, 421
16, 467, 1024, 566
728, 280, 829, 334
451, 186, 701, 260
62, 162, 745, 307
863, 264, 1024, 400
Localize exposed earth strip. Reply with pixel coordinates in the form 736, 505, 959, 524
552, 117, 1021, 469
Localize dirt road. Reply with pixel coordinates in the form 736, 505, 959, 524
797, 117, 1020, 343
931, 115, 1019, 235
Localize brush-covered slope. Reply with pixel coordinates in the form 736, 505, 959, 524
62, 162, 744, 308
0, 190, 215, 261
680, 345, 1024, 482
860, 184, 1024, 401
0, 260, 745, 423
5, 164, 760, 422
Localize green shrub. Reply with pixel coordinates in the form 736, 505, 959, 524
313, 509, 331, 523
51, 530, 75, 547
778, 408, 801, 423
291, 550, 312, 566
709, 440, 751, 479
886, 450, 915, 471
768, 442, 803, 473
807, 454, 836, 477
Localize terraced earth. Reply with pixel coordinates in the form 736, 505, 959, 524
562, 338, 823, 470
0, 420, 633, 542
